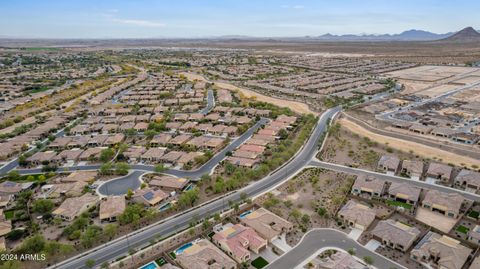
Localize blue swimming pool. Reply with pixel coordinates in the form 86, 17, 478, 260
159, 202, 171, 212
239, 210, 252, 219
184, 183, 194, 191
138, 261, 158, 269
175, 242, 193, 255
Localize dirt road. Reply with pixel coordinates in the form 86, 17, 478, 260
181, 72, 318, 115
339, 117, 480, 168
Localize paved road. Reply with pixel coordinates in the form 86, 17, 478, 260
266, 229, 405, 269
309, 160, 480, 201
97, 170, 145, 196
48, 107, 340, 269
199, 89, 215, 115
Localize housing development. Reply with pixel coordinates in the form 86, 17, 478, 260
1, 2, 480, 269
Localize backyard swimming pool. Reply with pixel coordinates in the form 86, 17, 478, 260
138, 261, 159, 269
239, 210, 252, 219
175, 242, 193, 255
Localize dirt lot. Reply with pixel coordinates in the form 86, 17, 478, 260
338, 117, 480, 168
182, 72, 318, 115
320, 122, 420, 171
386, 65, 476, 81
256, 168, 354, 246
387, 65, 480, 97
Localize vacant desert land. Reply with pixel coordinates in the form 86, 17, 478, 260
339, 117, 480, 167
451, 85, 480, 101
388, 65, 480, 96
182, 72, 318, 115
451, 75, 480, 85
416, 84, 457, 98
387, 65, 476, 81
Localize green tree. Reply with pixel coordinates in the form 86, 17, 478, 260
126, 188, 134, 199
115, 162, 130, 175
213, 213, 221, 222
119, 204, 145, 226
289, 209, 301, 222
177, 187, 200, 209
363, 256, 374, 265
32, 199, 55, 214
100, 148, 115, 163
99, 163, 113, 175
154, 164, 167, 173
104, 224, 118, 239
301, 214, 310, 225
81, 226, 102, 248
144, 130, 158, 139
85, 259, 96, 268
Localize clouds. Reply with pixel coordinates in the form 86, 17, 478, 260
281, 4, 305, 9
111, 18, 165, 27
101, 10, 165, 28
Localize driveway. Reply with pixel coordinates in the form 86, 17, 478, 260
266, 229, 405, 269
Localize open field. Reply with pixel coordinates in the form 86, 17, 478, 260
386, 65, 475, 81
181, 72, 318, 115
451, 85, 480, 101
386, 65, 480, 96
339, 117, 480, 167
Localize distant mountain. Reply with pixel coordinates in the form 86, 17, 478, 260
316, 29, 454, 41
439, 27, 480, 42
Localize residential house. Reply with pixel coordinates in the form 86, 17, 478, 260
57, 171, 97, 183
226, 156, 260, 168
123, 146, 147, 162
26, 151, 57, 166
176, 239, 236, 269
400, 160, 424, 180
426, 162, 453, 182
0, 195, 13, 208
160, 151, 185, 165
141, 147, 166, 163
42, 181, 87, 198
351, 175, 386, 198
377, 155, 400, 175
132, 188, 168, 207
150, 133, 173, 146
454, 169, 480, 193
387, 182, 421, 206
78, 147, 104, 162
99, 196, 126, 222
0, 181, 33, 196
337, 200, 376, 230
410, 232, 472, 269
212, 223, 267, 263
317, 251, 367, 269
421, 190, 464, 218
240, 207, 293, 242
468, 225, 480, 245
452, 132, 479, 145
148, 175, 189, 192
52, 193, 99, 221
371, 220, 421, 252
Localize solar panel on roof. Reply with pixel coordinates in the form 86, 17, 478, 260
143, 191, 154, 201
4, 182, 16, 187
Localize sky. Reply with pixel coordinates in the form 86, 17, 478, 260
0, 0, 479, 38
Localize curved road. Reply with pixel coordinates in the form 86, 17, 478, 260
48, 107, 340, 269
266, 229, 405, 269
